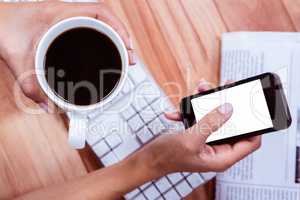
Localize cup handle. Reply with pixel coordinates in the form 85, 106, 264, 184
68, 112, 88, 149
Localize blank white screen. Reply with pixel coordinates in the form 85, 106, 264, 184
191, 80, 273, 143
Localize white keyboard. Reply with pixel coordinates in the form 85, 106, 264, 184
86, 60, 216, 200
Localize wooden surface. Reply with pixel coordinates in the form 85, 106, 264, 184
0, 0, 299, 199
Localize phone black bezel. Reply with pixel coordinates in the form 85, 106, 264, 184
180, 73, 292, 145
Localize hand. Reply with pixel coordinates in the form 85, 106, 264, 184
138, 80, 261, 177
0, 1, 135, 107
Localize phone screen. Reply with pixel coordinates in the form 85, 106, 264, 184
191, 80, 274, 142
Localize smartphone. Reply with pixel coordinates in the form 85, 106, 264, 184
180, 73, 292, 145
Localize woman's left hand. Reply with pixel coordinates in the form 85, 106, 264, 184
0, 1, 135, 107
135, 80, 261, 178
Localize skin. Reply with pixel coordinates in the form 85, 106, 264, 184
0, 2, 262, 200
0, 1, 136, 108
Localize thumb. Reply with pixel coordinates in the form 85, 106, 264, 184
186, 103, 233, 143
15, 67, 48, 104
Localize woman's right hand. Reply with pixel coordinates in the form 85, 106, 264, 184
133, 80, 261, 178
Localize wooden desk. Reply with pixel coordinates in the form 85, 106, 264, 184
0, 0, 298, 199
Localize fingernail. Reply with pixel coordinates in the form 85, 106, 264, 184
198, 79, 209, 87
198, 79, 210, 92
164, 112, 175, 116
39, 102, 48, 113
198, 78, 207, 84
129, 38, 134, 50
218, 103, 233, 116
131, 52, 138, 65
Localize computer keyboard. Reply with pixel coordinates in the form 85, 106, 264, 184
86, 60, 216, 200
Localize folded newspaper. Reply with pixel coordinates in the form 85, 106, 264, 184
216, 32, 300, 200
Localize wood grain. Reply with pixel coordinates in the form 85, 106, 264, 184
214, 0, 294, 31
0, 0, 298, 200
282, 0, 300, 31
105, 0, 226, 105
0, 60, 87, 199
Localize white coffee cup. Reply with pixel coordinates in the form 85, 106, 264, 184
35, 17, 129, 149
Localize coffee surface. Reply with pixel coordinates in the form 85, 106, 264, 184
45, 28, 122, 106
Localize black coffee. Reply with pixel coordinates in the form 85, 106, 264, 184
45, 28, 122, 106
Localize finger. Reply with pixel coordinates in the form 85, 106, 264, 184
93, 4, 137, 65
211, 135, 261, 170
9, 58, 48, 104
225, 80, 234, 85
128, 49, 137, 66
164, 111, 182, 121
166, 80, 214, 122
231, 135, 262, 159
186, 103, 233, 142
21, 75, 47, 103
94, 4, 132, 50
19, 76, 47, 103
211, 143, 233, 155
194, 79, 212, 93
53, 2, 135, 64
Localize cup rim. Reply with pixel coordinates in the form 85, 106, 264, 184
35, 16, 128, 113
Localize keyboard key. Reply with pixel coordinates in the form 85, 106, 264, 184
167, 173, 184, 185
134, 194, 147, 200
128, 115, 144, 132
164, 189, 181, 200
151, 98, 171, 114
91, 114, 123, 136
117, 122, 135, 140
175, 180, 193, 197
143, 185, 160, 199
93, 140, 110, 157
132, 97, 148, 111
88, 119, 107, 145
125, 189, 140, 199
183, 172, 191, 177
105, 134, 122, 149
187, 173, 205, 188
113, 138, 141, 160
101, 152, 118, 166
129, 63, 147, 84
136, 128, 154, 144
87, 109, 101, 119
148, 118, 166, 135
89, 123, 105, 136
151, 99, 164, 115
159, 114, 185, 132
200, 172, 216, 181
86, 128, 103, 146
140, 182, 151, 190
122, 78, 134, 94
122, 105, 136, 120
139, 106, 157, 123
136, 81, 161, 103
155, 177, 172, 193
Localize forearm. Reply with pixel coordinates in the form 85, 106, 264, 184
15, 152, 160, 200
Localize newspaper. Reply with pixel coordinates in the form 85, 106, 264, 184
216, 32, 300, 200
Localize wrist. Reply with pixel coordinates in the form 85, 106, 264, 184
127, 147, 167, 180
129, 154, 161, 179
77, 155, 160, 200
92, 153, 163, 199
